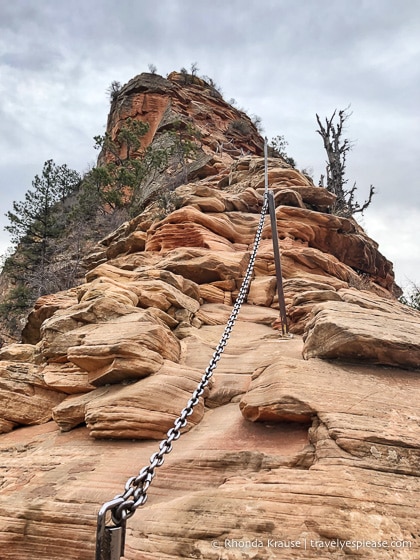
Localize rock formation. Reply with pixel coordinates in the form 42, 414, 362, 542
0, 72, 419, 559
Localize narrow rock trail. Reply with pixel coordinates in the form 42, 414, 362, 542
0, 309, 309, 560
1, 303, 419, 560
0, 70, 419, 558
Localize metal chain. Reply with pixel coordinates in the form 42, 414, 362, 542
104, 190, 269, 527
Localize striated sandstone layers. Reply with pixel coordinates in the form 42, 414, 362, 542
103, 71, 264, 162
0, 72, 419, 559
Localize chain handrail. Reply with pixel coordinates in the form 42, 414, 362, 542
94, 139, 293, 559
95, 181, 270, 560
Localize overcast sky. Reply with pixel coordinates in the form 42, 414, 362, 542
1, 0, 419, 291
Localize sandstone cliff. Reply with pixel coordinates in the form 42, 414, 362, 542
0, 72, 419, 559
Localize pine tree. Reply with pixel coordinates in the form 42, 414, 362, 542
5, 160, 80, 284
6, 160, 80, 246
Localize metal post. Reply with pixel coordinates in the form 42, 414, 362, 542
264, 137, 269, 197
267, 191, 289, 335
264, 138, 288, 336
96, 499, 126, 560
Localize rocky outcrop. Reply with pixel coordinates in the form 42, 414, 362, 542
0, 72, 418, 559
98, 71, 265, 213
302, 297, 420, 369
240, 355, 420, 475
1, 307, 419, 559
0, 343, 35, 362
104, 72, 264, 166
21, 289, 79, 345
0, 361, 65, 432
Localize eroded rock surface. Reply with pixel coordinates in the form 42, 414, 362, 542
0, 362, 65, 433
240, 356, 420, 475
303, 298, 420, 369
0, 72, 418, 559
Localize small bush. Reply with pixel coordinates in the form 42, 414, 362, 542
348, 271, 371, 290
399, 281, 420, 311
269, 135, 296, 167
228, 119, 253, 137
251, 114, 264, 134
106, 81, 122, 102
0, 284, 33, 337
152, 191, 183, 221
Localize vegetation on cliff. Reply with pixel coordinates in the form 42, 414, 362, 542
316, 107, 375, 217
1, 67, 403, 342
400, 281, 420, 311
1, 161, 81, 334
0, 119, 203, 338
0, 70, 256, 338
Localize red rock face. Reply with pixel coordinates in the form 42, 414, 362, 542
109, 90, 171, 154
101, 72, 264, 166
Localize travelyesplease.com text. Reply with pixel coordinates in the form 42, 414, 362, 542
211, 538, 413, 551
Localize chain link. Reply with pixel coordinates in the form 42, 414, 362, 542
106, 192, 269, 526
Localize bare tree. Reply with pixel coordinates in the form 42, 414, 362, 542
316, 107, 375, 217
106, 81, 122, 103
399, 281, 420, 311
190, 62, 199, 76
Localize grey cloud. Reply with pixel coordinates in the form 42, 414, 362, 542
0, 0, 419, 284
1, 49, 63, 72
